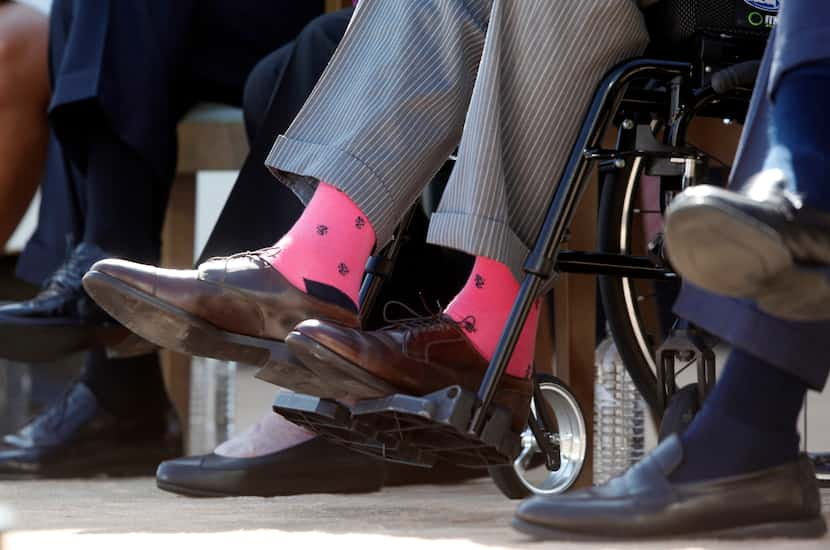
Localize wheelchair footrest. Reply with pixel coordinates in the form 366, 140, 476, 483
273, 386, 522, 468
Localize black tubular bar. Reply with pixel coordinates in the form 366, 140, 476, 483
358, 206, 417, 323
471, 59, 693, 434
556, 251, 677, 280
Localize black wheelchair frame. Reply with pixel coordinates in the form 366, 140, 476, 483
273, 54, 760, 477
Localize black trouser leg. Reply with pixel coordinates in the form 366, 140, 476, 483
80, 350, 169, 418
78, 127, 167, 264
15, 0, 323, 415
200, 8, 354, 260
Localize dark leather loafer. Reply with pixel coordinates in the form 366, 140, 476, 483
665, 169, 830, 321
82, 252, 360, 396
286, 315, 532, 431
0, 243, 148, 361
0, 382, 182, 479
156, 437, 384, 497
513, 435, 827, 541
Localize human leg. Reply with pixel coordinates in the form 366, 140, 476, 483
0, 0, 206, 363
84, 0, 491, 369
0, 0, 324, 477
155, 7, 478, 495
426, 0, 649, 375
287, 0, 649, 398
665, 3, 830, 321
515, 298, 828, 539
0, 3, 48, 247
514, 5, 829, 539
199, 9, 354, 261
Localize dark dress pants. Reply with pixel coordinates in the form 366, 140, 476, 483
200, 8, 354, 261
11, 0, 322, 414
16, 0, 324, 285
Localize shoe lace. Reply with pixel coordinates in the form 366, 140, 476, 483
41, 239, 101, 297
205, 246, 282, 271
380, 300, 477, 362
29, 384, 77, 432
381, 299, 477, 334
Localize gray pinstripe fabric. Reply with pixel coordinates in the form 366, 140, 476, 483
266, 0, 649, 278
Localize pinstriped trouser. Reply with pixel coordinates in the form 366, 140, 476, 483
265, 0, 650, 279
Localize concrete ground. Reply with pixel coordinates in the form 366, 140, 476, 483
3, 364, 824, 550
3, 326, 829, 550
1, 477, 828, 550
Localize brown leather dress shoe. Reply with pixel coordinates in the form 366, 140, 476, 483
82, 253, 359, 396
286, 315, 532, 431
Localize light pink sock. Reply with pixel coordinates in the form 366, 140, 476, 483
267, 182, 375, 309
214, 411, 313, 458
444, 256, 539, 379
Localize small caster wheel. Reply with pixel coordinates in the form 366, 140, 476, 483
658, 383, 700, 441
489, 374, 587, 499
809, 453, 830, 488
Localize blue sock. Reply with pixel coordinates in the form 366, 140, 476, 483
768, 60, 830, 212
670, 348, 805, 483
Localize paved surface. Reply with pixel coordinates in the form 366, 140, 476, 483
1, 477, 828, 550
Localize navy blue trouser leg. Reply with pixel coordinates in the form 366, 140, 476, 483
669, 2, 830, 481
17, 0, 324, 286
14, 0, 323, 416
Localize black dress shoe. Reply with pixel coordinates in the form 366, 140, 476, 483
0, 243, 153, 361
665, 170, 830, 321
0, 382, 182, 479
513, 435, 827, 541
156, 437, 384, 497
156, 436, 486, 497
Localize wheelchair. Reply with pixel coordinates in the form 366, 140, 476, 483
269, 0, 775, 499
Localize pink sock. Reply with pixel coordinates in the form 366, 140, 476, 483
444, 256, 539, 379
267, 182, 375, 310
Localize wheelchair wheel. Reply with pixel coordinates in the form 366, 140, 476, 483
598, 156, 681, 414
489, 374, 586, 499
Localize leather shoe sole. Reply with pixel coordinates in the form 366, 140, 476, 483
512, 515, 828, 541
666, 188, 830, 321
285, 331, 400, 399
83, 270, 343, 397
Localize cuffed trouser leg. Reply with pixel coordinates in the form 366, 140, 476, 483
675, 287, 830, 391
265, 0, 492, 245
427, 0, 649, 278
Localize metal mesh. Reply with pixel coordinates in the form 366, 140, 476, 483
647, 0, 771, 45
